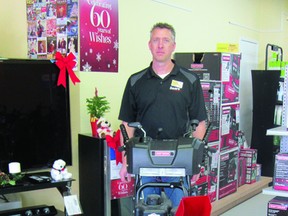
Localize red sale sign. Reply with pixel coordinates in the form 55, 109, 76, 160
79, 0, 118, 72
111, 178, 135, 200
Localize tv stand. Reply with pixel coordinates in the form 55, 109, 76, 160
0, 171, 74, 215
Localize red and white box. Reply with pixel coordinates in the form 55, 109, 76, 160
239, 148, 258, 184
111, 178, 135, 200
220, 103, 240, 151
246, 165, 257, 184
221, 54, 240, 104
239, 148, 257, 168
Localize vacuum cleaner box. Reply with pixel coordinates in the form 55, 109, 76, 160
218, 149, 238, 199
267, 196, 288, 216
274, 153, 288, 191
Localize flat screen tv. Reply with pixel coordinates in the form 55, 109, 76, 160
0, 59, 72, 173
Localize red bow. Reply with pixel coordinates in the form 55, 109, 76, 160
106, 129, 123, 165
55, 52, 80, 88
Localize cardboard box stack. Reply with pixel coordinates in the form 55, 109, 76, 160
175, 52, 241, 201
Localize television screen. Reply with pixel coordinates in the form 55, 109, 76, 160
0, 59, 72, 173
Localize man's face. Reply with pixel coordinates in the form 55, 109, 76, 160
148, 28, 176, 63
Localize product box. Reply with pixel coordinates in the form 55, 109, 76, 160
274, 153, 288, 191
239, 148, 258, 167
110, 148, 135, 199
267, 196, 288, 216
191, 143, 219, 201
221, 54, 240, 104
218, 149, 238, 199
201, 81, 221, 142
238, 156, 247, 187
174, 52, 240, 104
207, 143, 219, 202
191, 171, 209, 196
246, 165, 257, 184
220, 103, 240, 151
191, 155, 210, 196
174, 52, 226, 81
111, 178, 135, 200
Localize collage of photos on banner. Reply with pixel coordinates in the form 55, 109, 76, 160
27, 0, 78, 61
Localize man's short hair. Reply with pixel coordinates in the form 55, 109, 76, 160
150, 22, 176, 41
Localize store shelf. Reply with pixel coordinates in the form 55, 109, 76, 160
262, 186, 288, 197
211, 176, 272, 216
266, 126, 288, 136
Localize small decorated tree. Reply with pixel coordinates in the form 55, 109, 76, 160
86, 88, 110, 119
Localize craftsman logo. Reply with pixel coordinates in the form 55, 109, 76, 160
153, 151, 173, 157
221, 154, 229, 161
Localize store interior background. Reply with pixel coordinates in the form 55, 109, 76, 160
0, 0, 288, 212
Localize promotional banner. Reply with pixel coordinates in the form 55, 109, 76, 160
80, 0, 119, 72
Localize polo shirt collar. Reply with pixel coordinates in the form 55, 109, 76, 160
147, 60, 179, 78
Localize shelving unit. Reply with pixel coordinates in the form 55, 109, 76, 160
263, 65, 288, 198
266, 126, 288, 136
263, 187, 288, 197
0, 172, 73, 215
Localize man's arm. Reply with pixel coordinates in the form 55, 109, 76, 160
192, 120, 206, 140
119, 121, 135, 182
191, 120, 207, 184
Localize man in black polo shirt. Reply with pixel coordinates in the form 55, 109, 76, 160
118, 22, 207, 207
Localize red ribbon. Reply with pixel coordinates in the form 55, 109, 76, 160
55, 52, 80, 88
106, 129, 123, 165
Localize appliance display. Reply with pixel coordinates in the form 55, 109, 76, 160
0, 59, 72, 173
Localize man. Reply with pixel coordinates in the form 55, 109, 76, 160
118, 22, 207, 207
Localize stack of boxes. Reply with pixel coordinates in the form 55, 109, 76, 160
239, 148, 258, 184
174, 52, 260, 202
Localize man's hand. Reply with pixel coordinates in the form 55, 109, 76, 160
119, 164, 131, 183
191, 173, 200, 185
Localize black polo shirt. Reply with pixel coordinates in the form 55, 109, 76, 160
118, 61, 207, 139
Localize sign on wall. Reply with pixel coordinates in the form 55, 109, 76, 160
79, 0, 119, 72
